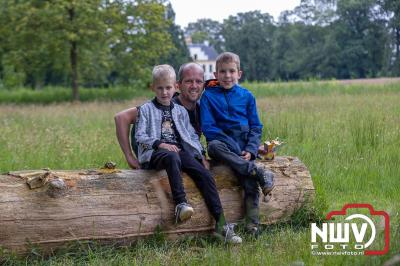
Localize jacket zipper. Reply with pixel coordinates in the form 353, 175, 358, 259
223, 91, 231, 116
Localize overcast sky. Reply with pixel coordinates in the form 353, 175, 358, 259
168, 0, 302, 28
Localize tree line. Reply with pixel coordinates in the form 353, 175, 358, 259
187, 0, 400, 81
0, 0, 399, 100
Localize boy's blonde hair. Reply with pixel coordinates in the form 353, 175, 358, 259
152, 64, 176, 83
216, 52, 240, 71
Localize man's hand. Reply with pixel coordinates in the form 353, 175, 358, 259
115, 107, 139, 169
241, 151, 251, 161
159, 143, 181, 152
202, 156, 210, 170
126, 156, 140, 169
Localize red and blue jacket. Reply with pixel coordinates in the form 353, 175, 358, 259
200, 79, 263, 159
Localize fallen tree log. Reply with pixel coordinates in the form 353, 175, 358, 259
0, 156, 314, 254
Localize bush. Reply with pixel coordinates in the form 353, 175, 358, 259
0, 86, 153, 104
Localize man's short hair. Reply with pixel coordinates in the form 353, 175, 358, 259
152, 64, 176, 83
216, 52, 240, 71
177, 62, 204, 83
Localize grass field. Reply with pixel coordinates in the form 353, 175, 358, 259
0, 82, 399, 265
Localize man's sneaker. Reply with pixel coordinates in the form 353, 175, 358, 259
215, 223, 242, 244
255, 167, 275, 196
175, 202, 194, 224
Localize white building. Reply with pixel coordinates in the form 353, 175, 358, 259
187, 42, 218, 80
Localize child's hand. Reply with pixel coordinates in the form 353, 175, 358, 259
241, 151, 251, 161
159, 143, 181, 152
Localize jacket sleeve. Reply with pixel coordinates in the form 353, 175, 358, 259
200, 93, 242, 155
182, 108, 203, 158
135, 105, 159, 149
244, 93, 263, 158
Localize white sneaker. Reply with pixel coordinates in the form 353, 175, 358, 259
215, 223, 242, 244
175, 202, 194, 223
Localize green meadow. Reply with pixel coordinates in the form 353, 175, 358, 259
0, 82, 399, 265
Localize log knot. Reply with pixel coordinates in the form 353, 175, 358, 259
47, 178, 67, 198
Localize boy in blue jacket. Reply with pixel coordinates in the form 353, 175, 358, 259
136, 64, 242, 243
200, 52, 275, 234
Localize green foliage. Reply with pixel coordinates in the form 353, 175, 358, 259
185, 19, 224, 52
156, 3, 190, 73
0, 0, 175, 100
222, 11, 275, 81
0, 0, 399, 97
1, 63, 26, 89
271, 23, 329, 80
182, 0, 393, 81
110, 0, 175, 85
381, 0, 400, 75
0, 86, 153, 104
2, 80, 400, 104
334, 0, 387, 78
243, 80, 400, 97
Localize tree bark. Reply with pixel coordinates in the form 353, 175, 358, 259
68, 6, 79, 101
0, 156, 314, 254
396, 27, 400, 61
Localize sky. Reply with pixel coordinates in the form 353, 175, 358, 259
168, 0, 302, 28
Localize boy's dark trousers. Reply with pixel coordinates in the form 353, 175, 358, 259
149, 148, 223, 222
207, 140, 260, 225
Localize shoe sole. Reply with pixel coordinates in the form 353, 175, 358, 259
179, 208, 194, 222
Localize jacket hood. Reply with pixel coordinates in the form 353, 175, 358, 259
204, 79, 220, 88
204, 79, 238, 92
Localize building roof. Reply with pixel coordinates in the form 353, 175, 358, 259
188, 43, 218, 61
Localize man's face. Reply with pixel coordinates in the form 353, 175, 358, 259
152, 77, 176, 105
214, 62, 242, 89
178, 67, 204, 103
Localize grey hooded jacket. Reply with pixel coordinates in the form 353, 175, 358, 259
135, 100, 203, 164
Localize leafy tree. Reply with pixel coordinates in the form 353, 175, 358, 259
380, 0, 400, 75
291, 0, 337, 25
157, 3, 190, 73
109, 0, 174, 86
222, 11, 275, 81
0, 1, 60, 89
334, 0, 387, 78
272, 22, 329, 80
0, 0, 118, 97
185, 19, 224, 52
0, 0, 174, 100
270, 20, 293, 80
0, 0, 396, 90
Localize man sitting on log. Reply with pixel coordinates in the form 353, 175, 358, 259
115, 63, 242, 244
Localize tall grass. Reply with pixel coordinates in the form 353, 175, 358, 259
0, 84, 399, 265
244, 80, 400, 97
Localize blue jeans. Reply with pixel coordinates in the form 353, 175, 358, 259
207, 140, 260, 225
149, 148, 223, 223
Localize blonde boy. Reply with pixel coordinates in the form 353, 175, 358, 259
135, 64, 242, 243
